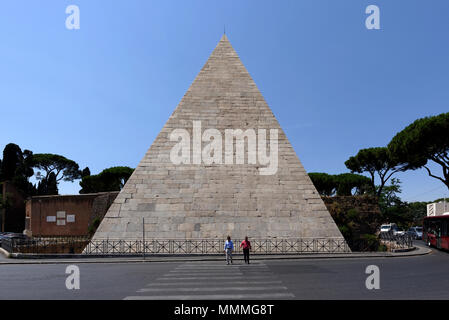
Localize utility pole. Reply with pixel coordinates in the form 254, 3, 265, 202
142, 217, 145, 261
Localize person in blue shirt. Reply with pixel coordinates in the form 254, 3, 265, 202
224, 236, 234, 265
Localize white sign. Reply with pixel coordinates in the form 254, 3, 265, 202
57, 211, 66, 218
57, 220, 66, 226
46, 216, 56, 222
67, 215, 76, 223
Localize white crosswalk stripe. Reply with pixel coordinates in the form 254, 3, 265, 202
137, 286, 288, 292
124, 293, 294, 300
124, 261, 295, 300
145, 280, 283, 287
157, 274, 282, 280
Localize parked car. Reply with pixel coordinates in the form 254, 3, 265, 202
407, 226, 423, 240
380, 223, 399, 234
1, 233, 29, 244
0, 232, 9, 245
5, 233, 28, 239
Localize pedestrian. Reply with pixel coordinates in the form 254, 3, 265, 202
240, 236, 251, 264
224, 236, 234, 265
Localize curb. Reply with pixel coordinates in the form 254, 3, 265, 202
391, 247, 416, 253
0, 246, 431, 265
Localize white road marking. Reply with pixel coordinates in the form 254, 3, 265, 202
137, 286, 288, 292
156, 275, 277, 281
173, 265, 269, 269
124, 261, 295, 300
145, 280, 283, 287
163, 273, 244, 277
124, 293, 295, 300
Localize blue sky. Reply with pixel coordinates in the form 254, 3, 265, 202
0, 0, 448, 202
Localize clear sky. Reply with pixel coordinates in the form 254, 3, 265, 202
0, 0, 448, 202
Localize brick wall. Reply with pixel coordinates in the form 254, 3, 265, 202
26, 192, 118, 237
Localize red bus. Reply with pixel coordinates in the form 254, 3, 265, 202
423, 215, 449, 250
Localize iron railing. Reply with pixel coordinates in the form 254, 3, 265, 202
1, 236, 90, 254
1, 235, 414, 255
378, 232, 414, 251
83, 238, 351, 255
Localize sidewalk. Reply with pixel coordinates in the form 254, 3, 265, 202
0, 244, 431, 265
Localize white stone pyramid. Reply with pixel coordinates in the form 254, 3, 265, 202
92, 35, 345, 244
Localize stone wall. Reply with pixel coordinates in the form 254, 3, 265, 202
88, 192, 119, 234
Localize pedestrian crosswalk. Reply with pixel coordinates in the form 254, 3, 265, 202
124, 261, 295, 300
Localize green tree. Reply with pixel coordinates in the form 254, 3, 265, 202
1, 143, 22, 181
376, 178, 424, 229
388, 112, 449, 190
0, 143, 35, 195
378, 178, 403, 214
345, 147, 405, 197
36, 172, 58, 195
79, 166, 134, 194
32, 153, 81, 184
334, 173, 372, 196
1, 143, 34, 181
81, 167, 91, 178
309, 172, 372, 196
404, 201, 427, 226
308, 172, 336, 196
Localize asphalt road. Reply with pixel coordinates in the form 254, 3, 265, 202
0, 243, 448, 300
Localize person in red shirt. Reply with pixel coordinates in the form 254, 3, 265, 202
240, 236, 251, 264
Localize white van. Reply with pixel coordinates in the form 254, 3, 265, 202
380, 223, 399, 234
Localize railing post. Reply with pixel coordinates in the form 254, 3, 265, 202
142, 217, 145, 260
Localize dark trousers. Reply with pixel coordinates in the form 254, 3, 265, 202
243, 248, 250, 263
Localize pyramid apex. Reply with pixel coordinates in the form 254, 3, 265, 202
220, 33, 229, 42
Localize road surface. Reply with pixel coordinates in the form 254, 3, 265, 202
0, 243, 447, 300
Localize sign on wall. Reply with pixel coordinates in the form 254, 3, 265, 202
56, 211, 66, 218
46, 211, 76, 226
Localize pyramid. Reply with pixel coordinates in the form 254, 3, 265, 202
92, 35, 345, 245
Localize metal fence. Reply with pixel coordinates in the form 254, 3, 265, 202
83, 238, 351, 255
378, 232, 414, 251
1, 235, 413, 255
1, 237, 90, 254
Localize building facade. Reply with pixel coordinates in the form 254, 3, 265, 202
427, 201, 449, 217
25, 192, 118, 237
